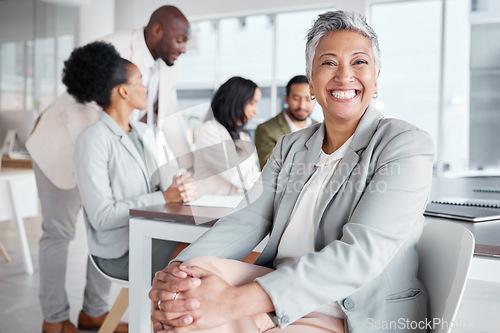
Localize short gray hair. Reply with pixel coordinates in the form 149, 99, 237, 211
305, 10, 381, 77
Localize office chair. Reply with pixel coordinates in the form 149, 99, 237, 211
418, 221, 475, 333
88, 255, 129, 333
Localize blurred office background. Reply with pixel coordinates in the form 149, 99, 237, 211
0, 0, 499, 175
1, 1, 500, 332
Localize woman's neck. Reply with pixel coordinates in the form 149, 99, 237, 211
322, 122, 356, 154
105, 105, 133, 132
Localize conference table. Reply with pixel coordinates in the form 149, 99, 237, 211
425, 176, 500, 282
128, 177, 500, 332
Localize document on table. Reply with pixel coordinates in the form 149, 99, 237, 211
184, 195, 244, 208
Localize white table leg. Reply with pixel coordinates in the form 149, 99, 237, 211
129, 217, 154, 333
7, 180, 33, 274
128, 218, 211, 332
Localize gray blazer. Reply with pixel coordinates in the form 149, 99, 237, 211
74, 112, 166, 259
176, 105, 434, 332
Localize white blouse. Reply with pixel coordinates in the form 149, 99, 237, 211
275, 135, 353, 318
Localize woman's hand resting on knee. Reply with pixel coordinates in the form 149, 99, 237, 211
150, 263, 275, 332
149, 262, 201, 332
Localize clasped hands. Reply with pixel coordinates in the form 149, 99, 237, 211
149, 261, 239, 333
163, 173, 197, 203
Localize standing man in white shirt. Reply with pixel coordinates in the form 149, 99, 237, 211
26, 6, 190, 333
254, 75, 318, 169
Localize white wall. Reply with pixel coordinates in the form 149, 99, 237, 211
114, 0, 367, 31
78, 0, 115, 45
0, 1, 35, 43
28, 0, 115, 46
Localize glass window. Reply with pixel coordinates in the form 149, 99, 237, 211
0, 0, 77, 112
276, 8, 333, 121
25, 40, 34, 110
35, 37, 56, 112
275, 9, 326, 82
176, 8, 331, 133
176, 20, 217, 113
469, 23, 500, 170
371, 0, 442, 144
177, 21, 217, 90
56, 35, 75, 96
219, 15, 273, 84
371, 0, 478, 174
0, 41, 25, 110
218, 15, 274, 128
275, 9, 329, 122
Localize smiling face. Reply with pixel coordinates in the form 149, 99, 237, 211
285, 83, 316, 122
125, 64, 148, 110
308, 30, 379, 128
152, 18, 189, 66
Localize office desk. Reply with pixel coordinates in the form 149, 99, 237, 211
129, 203, 237, 333
427, 176, 500, 282
0, 167, 38, 274
427, 176, 500, 251
1, 155, 32, 169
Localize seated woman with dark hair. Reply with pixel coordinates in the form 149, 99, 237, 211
193, 76, 261, 196
64, 41, 197, 280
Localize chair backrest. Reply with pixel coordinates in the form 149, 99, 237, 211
88, 254, 129, 287
418, 221, 475, 333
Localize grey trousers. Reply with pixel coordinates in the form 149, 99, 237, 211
33, 162, 111, 323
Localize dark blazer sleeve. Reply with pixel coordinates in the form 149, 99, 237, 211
255, 123, 279, 170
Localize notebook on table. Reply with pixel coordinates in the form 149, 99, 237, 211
424, 197, 500, 222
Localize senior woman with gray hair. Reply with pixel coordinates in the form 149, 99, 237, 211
149, 10, 434, 333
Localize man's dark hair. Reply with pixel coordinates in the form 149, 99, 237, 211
286, 75, 309, 97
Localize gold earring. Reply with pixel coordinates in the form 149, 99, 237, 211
373, 93, 378, 99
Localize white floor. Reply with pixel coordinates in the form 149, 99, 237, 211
0, 213, 126, 333
0, 213, 499, 332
